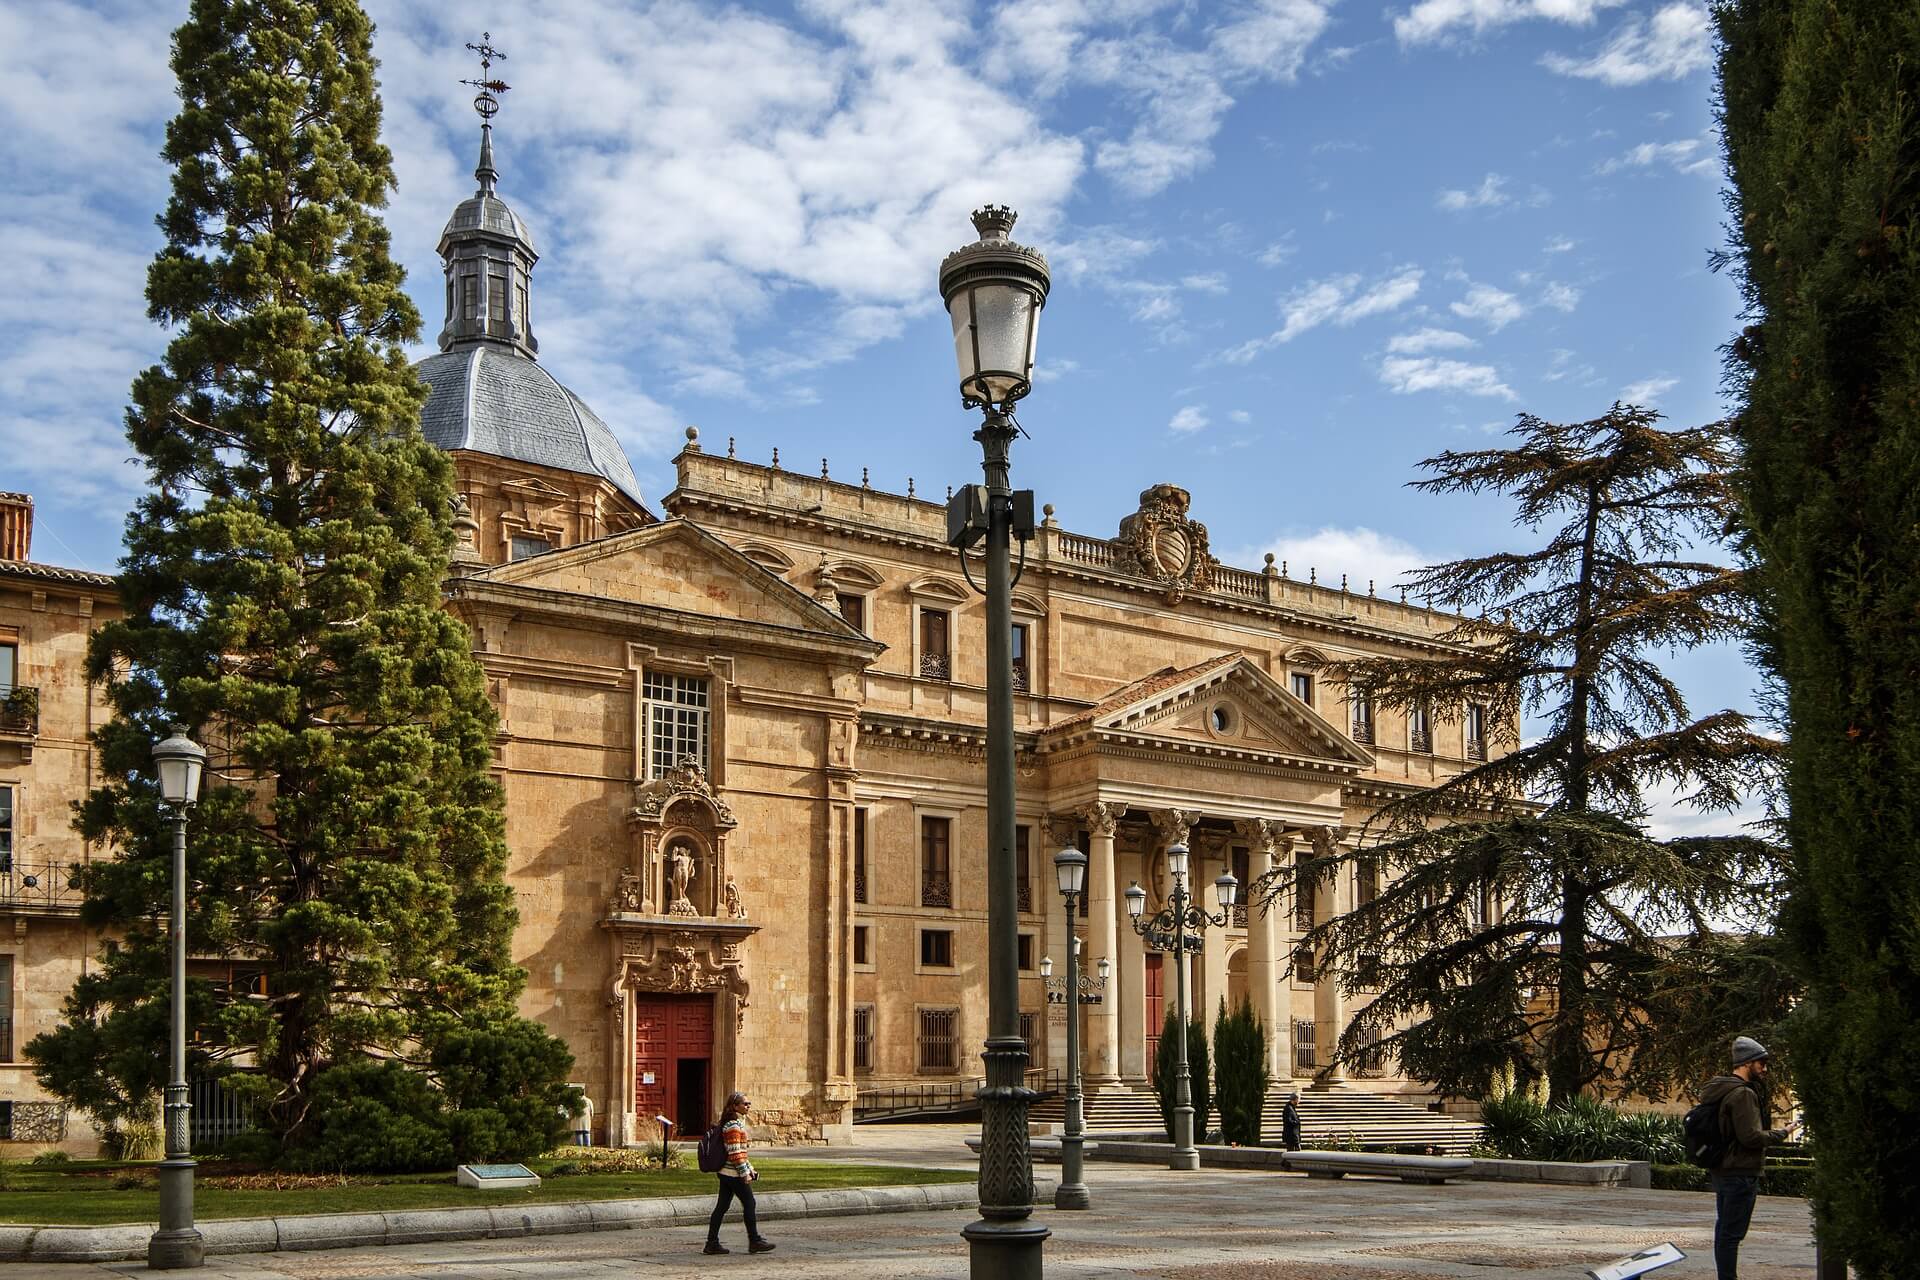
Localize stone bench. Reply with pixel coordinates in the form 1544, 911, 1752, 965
1281, 1150, 1473, 1184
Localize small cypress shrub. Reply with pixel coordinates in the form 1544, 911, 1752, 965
1150, 1004, 1211, 1143
1213, 996, 1271, 1146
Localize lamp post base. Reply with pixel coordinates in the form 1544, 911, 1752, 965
1167, 1147, 1201, 1171
1053, 1181, 1091, 1210
962, 1217, 1050, 1280
149, 1158, 203, 1269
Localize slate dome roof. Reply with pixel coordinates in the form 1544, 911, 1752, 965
415, 345, 646, 508
441, 191, 536, 255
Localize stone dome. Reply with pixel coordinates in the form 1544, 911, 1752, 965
416, 345, 646, 507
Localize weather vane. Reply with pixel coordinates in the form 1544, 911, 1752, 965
462, 31, 510, 121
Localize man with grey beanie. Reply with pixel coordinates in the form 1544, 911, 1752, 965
1696, 1036, 1789, 1280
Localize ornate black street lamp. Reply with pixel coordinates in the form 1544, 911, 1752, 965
939, 205, 1050, 1280
1124, 842, 1236, 1171
1041, 846, 1111, 1210
150, 726, 206, 1270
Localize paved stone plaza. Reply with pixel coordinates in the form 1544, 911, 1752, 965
21, 1128, 1817, 1279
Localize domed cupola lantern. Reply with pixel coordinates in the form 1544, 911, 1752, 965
437, 33, 539, 358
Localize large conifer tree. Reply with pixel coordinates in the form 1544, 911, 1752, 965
1254, 407, 1784, 1104
1715, 1, 1920, 1267
29, 0, 552, 1152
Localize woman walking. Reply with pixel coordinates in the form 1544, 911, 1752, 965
705, 1092, 775, 1256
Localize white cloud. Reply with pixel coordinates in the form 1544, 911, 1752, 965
1597, 138, 1718, 176
1543, 348, 1603, 385
1380, 355, 1518, 399
1621, 375, 1679, 405
1169, 405, 1210, 434
1245, 526, 1439, 595
1219, 266, 1424, 363
1182, 272, 1230, 294
1437, 172, 1509, 211
1394, 0, 1628, 46
1450, 282, 1528, 331
1540, 281, 1582, 312
1257, 236, 1299, 267
1544, 234, 1577, 253
1542, 2, 1713, 85
1228, 409, 1252, 423
1388, 327, 1477, 354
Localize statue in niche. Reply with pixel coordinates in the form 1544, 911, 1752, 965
666, 841, 700, 916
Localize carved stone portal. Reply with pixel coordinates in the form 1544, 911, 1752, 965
609, 921, 757, 1032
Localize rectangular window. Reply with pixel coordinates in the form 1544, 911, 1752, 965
642, 671, 710, 781
1011, 622, 1030, 693
488, 274, 508, 325
919, 609, 951, 681
1356, 952, 1383, 991
1016, 933, 1035, 972
0, 784, 11, 873
1350, 688, 1374, 743
1356, 856, 1380, 908
1015, 824, 1031, 913
509, 534, 552, 560
920, 928, 953, 968
1294, 847, 1317, 929
516, 283, 530, 332
853, 925, 870, 966
917, 1008, 959, 1073
1290, 672, 1314, 706
853, 1005, 875, 1073
836, 592, 866, 634
1020, 1010, 1043, 1069
1466, 703, 1487, 760
853, 807, 869, 904
1294, 943, 1317, 985
1231, 846, 1251, 926
0, 953, 11, 1061
1409, 701, 1432, 753
920, 816, 951, 908
461, 274, 480, 320
0, 642, 15, 692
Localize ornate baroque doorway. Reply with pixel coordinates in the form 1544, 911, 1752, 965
634, 993, 715, 1134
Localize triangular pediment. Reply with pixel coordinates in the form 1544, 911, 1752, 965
1055, 652, 1372, 769
500, 475, 571, 498
474, 519, 870, 641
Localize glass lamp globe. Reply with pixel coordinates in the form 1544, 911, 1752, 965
937, 206, 1051, 410
151, 727, 206, 806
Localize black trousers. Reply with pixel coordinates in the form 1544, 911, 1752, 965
708, 1173, 760, 1242
1711, 1172, 1759, 1280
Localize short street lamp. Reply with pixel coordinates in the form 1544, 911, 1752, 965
939, 205, 1051, 1280
1125, 842, 1236, 1171
150, 726, 206, 1270
1041, 846, 1111, 1210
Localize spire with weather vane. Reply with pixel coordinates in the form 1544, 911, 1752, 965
437, 31, 539, 357
462, 32, 510, 196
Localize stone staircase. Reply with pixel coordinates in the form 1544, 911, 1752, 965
1029, 1084, 1482, 1156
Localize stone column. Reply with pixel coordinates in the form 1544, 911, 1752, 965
1116, 846, 1148, 1082
1237, 820, 1289, 1080
1081, 802, 1122, 1088
1310, 825, 1348, 1087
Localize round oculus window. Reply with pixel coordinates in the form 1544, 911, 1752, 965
1210, 705, 1234, 734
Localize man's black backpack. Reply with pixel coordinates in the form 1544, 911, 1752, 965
1682, 1092, 1735, 1168
697, 1122, 728, 1173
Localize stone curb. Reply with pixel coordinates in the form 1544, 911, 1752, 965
0, 1182, 987, 1263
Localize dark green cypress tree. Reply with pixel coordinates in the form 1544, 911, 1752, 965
1715, 1, 1920, 1267
27, 0, 567, 1157
1148, 1004, 1210, 1143
1213, 996, 1270, 1147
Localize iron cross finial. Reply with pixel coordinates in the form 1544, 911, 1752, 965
461, 32, 510, 121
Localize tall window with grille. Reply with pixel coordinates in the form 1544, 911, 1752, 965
1231, 846, 1250, 927
1293, 845, 1317, 929
853, 1005, 875, 1074
919, 609, 951, 681
1015, 825, 1031, 913
488, 274, 509, 336
917, 1007, 959, 1073
1355, 855, 1380, 908
1465, 702, 1487, 760
1011, 622, 1030, 693
461, 274, 480, 320
642, 671, 710, 780
1020, 1010, 1043, 1070
1349, 687, 1374, 743
853, 806, 869, 904
0, 953, 11, 1061
0, 784, 11, 874
920, 816, 951, 907
1408, 700, 1432, 753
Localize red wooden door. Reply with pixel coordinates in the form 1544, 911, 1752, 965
633, 994, 715, 1135
1144, 953, 1164, 1066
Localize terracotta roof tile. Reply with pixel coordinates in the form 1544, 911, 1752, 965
0, 559, 117, 588
1050, 650, 1243, 732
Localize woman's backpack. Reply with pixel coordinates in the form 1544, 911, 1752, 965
697, 1121, 729, 1173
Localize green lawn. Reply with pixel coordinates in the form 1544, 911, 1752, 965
0, 1158, 973, 1226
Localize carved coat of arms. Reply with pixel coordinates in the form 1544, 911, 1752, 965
1114, 484, 1217, 603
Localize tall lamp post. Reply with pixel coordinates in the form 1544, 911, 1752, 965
1041, 845, 1109, 1210
939, 205, 1051, 1280
1124, 842, 1236, 1171
150, 726, 206, 1270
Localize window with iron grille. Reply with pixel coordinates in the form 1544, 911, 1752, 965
1293, 1018, 1317, 1072
853, 807, 869, 904
1294, 847, 1317, 929
0, 784, 11, 873
1409, 701, 1432, 753
1020, 1010, 1042, 1069
917, 1007, 959, 1073
853, 1005, 875, 1073
1355, 856, 1380, 908
488, 275, 509, 334
921, 816, 951, 908
1466, 702, 1487, 760
920, 929, 953, 968
1015, 825, 1031, 913
642, 671, 710, 780
919, 609, 951, 681
837, 592, 866, 634
461, 274, 479, 320
1350, 688, 1374, 743
0, 953, 11, 1059
1293, 943, 1317, 984
1231, 846, 1250, 927
1290, 671, 1314, 706
1011, 622, 1030, 693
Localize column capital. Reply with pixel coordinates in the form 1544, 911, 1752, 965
1078, 800, 1119, 839
1232, 817, 1290, 855
1307, 824, 1350, 858
1150, 807, 1198, 847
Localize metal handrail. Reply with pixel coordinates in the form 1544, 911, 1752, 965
854, 1067, 1064, 1120
0, 859, 84, 910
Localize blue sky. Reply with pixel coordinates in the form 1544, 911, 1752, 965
4, 0, 1756, 827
